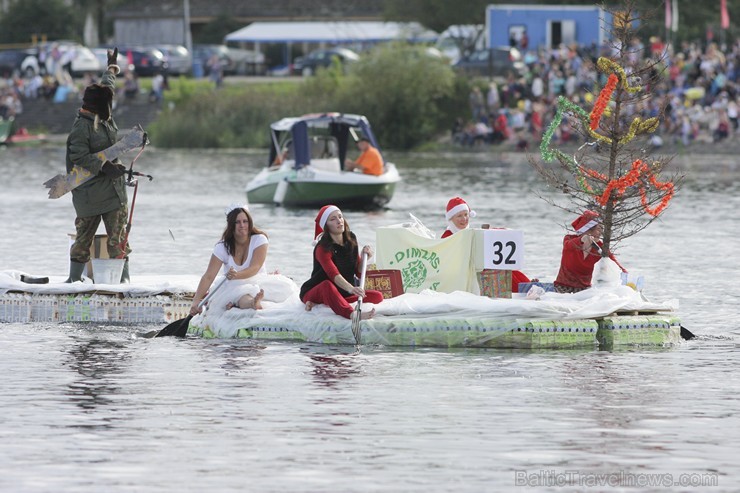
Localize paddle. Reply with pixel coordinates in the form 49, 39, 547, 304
155, 277, 227, 338
350, 251, 369, 345
680, 325, 696, 340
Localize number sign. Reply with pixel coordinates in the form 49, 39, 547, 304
481, 229, 524, 270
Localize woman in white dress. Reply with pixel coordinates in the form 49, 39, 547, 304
189, 204, 296, 316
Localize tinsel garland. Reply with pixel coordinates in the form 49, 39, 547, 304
597, 57, 642, 94
590, 74, 618, 130
596, 159, 675, 216
539, 59, 672, 216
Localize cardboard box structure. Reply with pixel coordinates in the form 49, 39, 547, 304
375, 226, 525, 298
364, 269, 404, 299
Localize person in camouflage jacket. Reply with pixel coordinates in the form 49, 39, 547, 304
65, 48, 132, 283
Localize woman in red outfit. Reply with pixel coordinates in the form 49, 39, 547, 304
554, 210, 626, 293
441, 197, 534, 293
300, 205, 383, 319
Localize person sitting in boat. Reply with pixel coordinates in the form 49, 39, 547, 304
271, 147, 289, 167
441, 197, 535, 293
344, 137, 383, 176
554, 210, 627, 293
189, 204, 296, 316
300, 205, 383, 319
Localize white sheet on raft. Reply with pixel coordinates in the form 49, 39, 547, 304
193, 259, 678, 339
0, 270, 200, 297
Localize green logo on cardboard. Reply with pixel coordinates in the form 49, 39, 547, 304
402, 259, 427, 289
390, 247, 441, 290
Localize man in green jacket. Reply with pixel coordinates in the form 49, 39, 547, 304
65, 48, 131, 283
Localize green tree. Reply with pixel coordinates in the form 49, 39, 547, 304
310, 43, 457, 149
195, 13, 244, 44
0, 0, 80, 44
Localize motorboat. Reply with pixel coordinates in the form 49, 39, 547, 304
245, 113, 401, 209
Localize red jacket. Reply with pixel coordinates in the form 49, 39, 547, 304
555, 234, 621, 290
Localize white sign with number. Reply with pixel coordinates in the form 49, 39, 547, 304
481, 229, 524, 270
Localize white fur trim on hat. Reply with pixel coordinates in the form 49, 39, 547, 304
575, 219, 598, 234
319, 205, 340, 230
445, 203, 476, 221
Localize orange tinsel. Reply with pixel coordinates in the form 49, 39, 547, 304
590, 74, 618, 130
596, 159, 675, 216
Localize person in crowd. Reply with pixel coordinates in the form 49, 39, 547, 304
553, 210, 627, 293
300, 205, 383, 319
189, 204, 296, 316
469, 86, 485, 121
122, 70, 139, 100
149, 70, 165, 103
441, 197, 534, 292
344, 137, 383, 176
65, 48, 131, 283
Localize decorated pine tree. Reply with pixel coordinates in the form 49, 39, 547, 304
531, 1, 681, 259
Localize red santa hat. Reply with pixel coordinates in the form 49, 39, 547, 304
313, 204, 340, 244
572, 210, 600, 234
445, 197, 476, 221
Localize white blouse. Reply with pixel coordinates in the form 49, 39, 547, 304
213, 234, 268, 277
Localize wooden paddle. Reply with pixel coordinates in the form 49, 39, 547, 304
350, 252, 369, 345
155, 277, 227, 338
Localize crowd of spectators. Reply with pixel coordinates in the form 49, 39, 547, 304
453, 37, 740, 150
0, 54, 165, 122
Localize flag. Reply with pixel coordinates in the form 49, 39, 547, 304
672, 0, 679, 33
665, 0, 672, 30
721, 0, 730, 29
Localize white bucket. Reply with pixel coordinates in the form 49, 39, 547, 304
91, 258, 125, 284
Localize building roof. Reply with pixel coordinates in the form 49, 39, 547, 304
225, 21, 437, 44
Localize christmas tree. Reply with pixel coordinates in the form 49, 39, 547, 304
531, 1, 681, 258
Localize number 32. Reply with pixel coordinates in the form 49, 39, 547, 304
491, 241, 516, 265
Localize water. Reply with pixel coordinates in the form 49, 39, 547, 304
1, 146, 738, 492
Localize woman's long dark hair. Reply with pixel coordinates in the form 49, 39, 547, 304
222, 207, 267, 256
317, 216, 357, 250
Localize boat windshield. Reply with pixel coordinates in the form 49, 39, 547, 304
310, 136, 339, 159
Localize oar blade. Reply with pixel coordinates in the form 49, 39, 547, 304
680, 325, 696, 340
350, 308, 361, 345
156, 315, 192, 338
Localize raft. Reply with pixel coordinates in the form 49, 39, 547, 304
0, 271, 195, 324
185, 286, 681, 349
1, 271, 682, 349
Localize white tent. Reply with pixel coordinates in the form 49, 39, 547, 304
225, 21, 438, 44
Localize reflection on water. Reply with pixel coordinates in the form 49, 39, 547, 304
302, 345, 362, 388
64, 334, 130, 413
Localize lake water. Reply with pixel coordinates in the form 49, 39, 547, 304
0, 146, 738, 492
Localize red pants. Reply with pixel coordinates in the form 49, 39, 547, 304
302, 280, 384, 319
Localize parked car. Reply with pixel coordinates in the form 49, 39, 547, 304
192, 44, 264, 76
452, 46, 525, 79
115, 46, 168, 76
21, 42, 102, 77
0, 48, 36, 77
291, 47, 360, 76
152, 44, 192, 75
